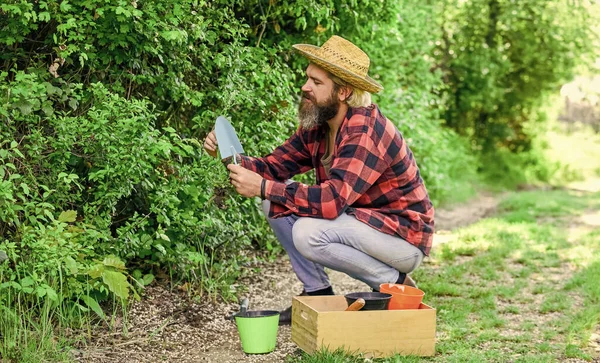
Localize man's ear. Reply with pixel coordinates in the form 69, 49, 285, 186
338, 86, 353, 102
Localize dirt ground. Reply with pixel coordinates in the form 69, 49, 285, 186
74, 187, 599, 363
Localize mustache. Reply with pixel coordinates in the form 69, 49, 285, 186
301, 92, 315, 102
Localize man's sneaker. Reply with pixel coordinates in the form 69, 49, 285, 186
278, 290, 307, 325
278, 305, 293, 325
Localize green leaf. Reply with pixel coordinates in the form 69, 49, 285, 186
102, 270, 129, 299
68, 98, 78, 110
20, 183, 30, 195
1, 281, 21, 290
115, 6, 131, 17
65, 256, 78, 275
58, 210, 77, 223
39, 11, 50, 21
132, 269, 142, 279
4, 36, 16, 46
154, 243, 167, 254
42, 103, 54, 116
81, 295, 105, 319
142, 274, 154, 286
44, 285, 58, 301
75, 303, 88, 312
103, 255, 125, 270
43, 209, 54, 221
88, 264, 104, 279
16, 100, 33, 115
12, 148, 24, 158
20, 276, 34, 287
60, 1, 72, 12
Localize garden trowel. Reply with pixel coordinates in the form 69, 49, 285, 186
225, 297, 249, 320
214, 115, 244, 164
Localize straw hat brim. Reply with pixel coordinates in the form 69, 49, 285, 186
293, 44, 383, 94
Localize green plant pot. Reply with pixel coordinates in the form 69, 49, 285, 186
235, 310, 279, 354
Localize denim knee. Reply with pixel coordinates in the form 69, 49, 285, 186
292, 218, 319, 260
261, 199, 270, 216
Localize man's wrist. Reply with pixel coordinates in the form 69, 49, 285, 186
260, 179, 266, 200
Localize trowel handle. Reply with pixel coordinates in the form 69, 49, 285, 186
225, 297, 250, 321
240, 298, 249, 314
345, 298, 366, 311
231, 146, 238, 165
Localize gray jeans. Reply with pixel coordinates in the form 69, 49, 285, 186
262, 200, 424, 292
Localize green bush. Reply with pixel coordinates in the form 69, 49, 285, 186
0, 0, 477, 301
0, 73, 268, 359
435, 0, 598, 181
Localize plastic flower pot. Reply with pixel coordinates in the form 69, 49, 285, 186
379, 283, 425, 310
235, 310, 279, 354
344, 292, 392, 310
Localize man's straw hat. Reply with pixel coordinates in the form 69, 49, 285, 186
293, 35, 383, 94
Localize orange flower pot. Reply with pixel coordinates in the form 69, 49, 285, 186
379, 283, 425, 310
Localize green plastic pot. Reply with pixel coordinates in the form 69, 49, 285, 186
235, 310, 280, 354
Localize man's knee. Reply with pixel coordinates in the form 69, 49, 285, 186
261, 199, 270, 217
292, 218, 320, 259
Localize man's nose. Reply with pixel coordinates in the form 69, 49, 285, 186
301, 82, 311, 93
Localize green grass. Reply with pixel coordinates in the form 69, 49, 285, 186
288, 190, 600, 362
0, 287, 126, 362
497, 189, 600, 223
0, 297, 79, 362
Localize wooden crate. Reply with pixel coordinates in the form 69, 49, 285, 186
291, 295, 435, 358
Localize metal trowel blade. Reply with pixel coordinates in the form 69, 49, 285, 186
214, 116, 244, 162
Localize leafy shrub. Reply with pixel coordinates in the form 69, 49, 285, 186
1, 0, 478, 306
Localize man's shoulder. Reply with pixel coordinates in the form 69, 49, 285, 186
346, 103, 376, 119
345, 104, 397, 138
344, 104, 376, 130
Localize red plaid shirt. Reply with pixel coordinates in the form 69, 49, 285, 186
240, 105, 435, 255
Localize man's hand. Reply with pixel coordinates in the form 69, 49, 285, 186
203, 130, 218, 158
228, 164, 263, 198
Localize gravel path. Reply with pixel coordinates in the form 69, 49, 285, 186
76, 192, 502, 362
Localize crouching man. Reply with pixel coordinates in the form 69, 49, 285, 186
203, 35, 434, 325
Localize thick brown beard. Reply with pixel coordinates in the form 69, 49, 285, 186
298, 90, 340, 130
298, 97, 318, 129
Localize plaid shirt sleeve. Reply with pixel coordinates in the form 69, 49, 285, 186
239, 126, 315, 181
263, 128, 387, 219
239, 105, 434, 256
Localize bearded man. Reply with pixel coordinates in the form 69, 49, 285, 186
203, 35, 434, 325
